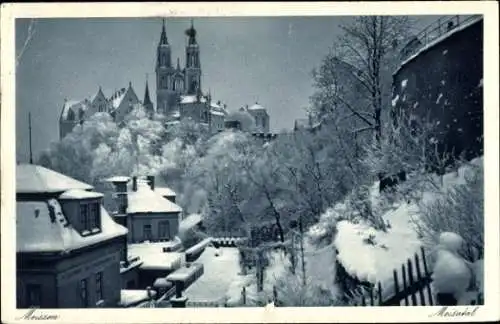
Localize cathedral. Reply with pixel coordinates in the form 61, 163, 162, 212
58, 19, 270, 140
152, 19, 229, 133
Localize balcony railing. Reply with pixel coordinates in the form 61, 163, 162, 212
400, 15, 483, 62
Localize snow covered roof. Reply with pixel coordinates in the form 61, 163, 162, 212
119, 289, 157, 307
17, 199, 127, 253
179, 214, 203, 231
248, 103, 265, 111
210, 110, 225, 117
180, 95, 207, 104
60, 99, 89, 120
17, 164, 94, 194
153, 277, 173, 289
59, 189, 104, 200
155, 186, 176, 197
127, 181, 182, 214
104, 176, 131, 183
183, 247, 241, 303
128, 241, 184, 271
90, 87, 105, 103
210, 102, 221, 109
166, 263, 203, 282
110, 88, 127, 110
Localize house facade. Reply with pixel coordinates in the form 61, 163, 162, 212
16, 164, 129, 308
106, 176, 182, 244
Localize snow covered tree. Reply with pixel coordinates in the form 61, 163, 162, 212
38, 112, 119, 183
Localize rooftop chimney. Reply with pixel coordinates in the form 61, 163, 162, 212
132, 176, 138, 192
147, 175, 155, 191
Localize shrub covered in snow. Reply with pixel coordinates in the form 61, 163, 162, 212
412, 160, 483, 261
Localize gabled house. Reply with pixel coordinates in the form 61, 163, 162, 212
16, 164, 129, 308
105, 176, 182, 244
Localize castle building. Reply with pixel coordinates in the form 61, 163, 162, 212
58, 19, 272, 140
58, 82, 142, 140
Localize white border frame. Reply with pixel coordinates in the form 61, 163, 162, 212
1, 2, 499, 323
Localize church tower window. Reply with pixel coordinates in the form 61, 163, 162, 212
67, 109, 75, 121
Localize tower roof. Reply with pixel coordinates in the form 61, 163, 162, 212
143, 77, 153, 108
159, 18, 169, 45
185, 19, 197, 45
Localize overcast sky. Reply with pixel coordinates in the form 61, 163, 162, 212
15, 16, 439, 162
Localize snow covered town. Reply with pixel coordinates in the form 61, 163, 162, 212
15, 14, 485, 309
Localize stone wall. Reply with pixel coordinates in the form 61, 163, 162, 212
392, 18, 483, 162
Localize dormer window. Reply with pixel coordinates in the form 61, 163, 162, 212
80, 201, 101, 235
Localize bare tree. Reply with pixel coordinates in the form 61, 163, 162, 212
312, 16, 412, 143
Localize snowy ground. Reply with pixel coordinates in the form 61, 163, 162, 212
183, 247, 240, 305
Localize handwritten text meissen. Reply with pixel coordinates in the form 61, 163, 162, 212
16, 308, 59, 320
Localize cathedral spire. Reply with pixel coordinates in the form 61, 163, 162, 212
160, 18, 168, 45
176, 57, 181, 70
143, 74, 154, 115
185, 19, 197, 45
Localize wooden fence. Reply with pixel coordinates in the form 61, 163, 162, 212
351, 246, 483, 306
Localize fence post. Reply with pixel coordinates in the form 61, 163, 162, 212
377, 282, 383, 305
401, 264, 409, 306
407, 259, 417, 305
392, 269, 400, 306
242, 286, 246, 305
369, 287, 374, 306
420, 247, 434, 305
414, 253, 426, 305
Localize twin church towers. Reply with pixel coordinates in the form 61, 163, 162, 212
155, 19, 202, 116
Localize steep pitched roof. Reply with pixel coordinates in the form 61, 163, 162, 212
17, 199, 127, 253
109, 88, 128, 110
17, 164, 94, 194
90, 87, 105, 104
60, 99, 89, 121
143, 80, 153, 110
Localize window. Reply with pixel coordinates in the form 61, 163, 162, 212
67, 109, 75, 121
26, 284, 41, 307
158, 221, 170, 239
79, 278, 89, 307
80, 204, 89, 231
95, 272, 103, 301
89, 203, 100, 230
143, 224, 152, 241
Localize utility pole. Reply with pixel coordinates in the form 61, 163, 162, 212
28, 112, 33, 164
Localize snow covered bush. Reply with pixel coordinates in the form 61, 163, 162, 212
412, 161, 483, 261
273, 271, 343, 306
178, 227, 208, 250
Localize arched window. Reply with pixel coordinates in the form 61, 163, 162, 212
67, 109, 75, 121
